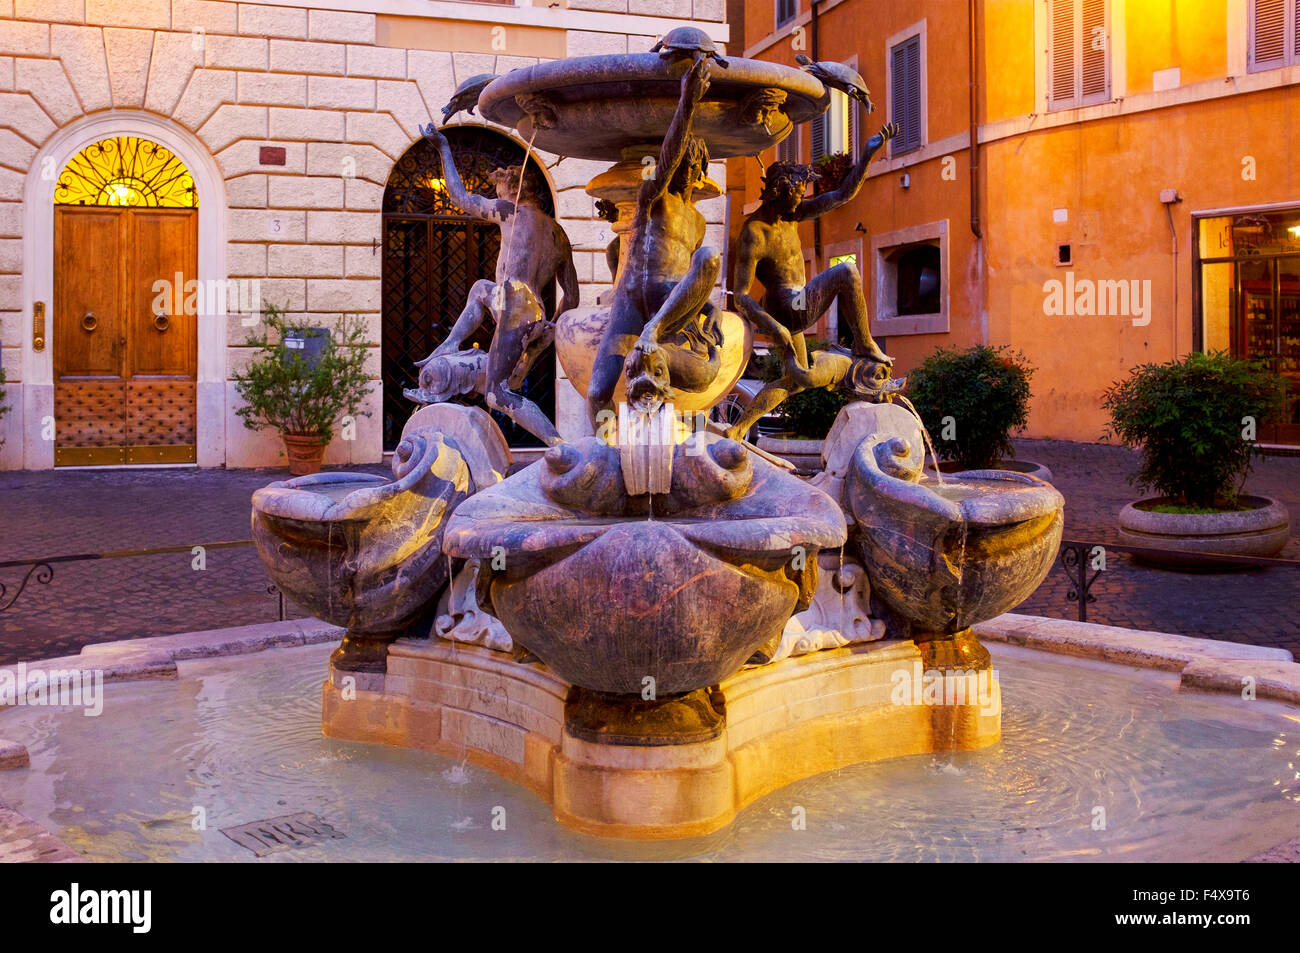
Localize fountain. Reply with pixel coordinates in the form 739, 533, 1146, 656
250, 38, 1065, 838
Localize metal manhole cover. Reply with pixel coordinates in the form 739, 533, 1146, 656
220, 812, 345, 857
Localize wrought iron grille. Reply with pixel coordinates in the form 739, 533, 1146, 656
381, 127, 555, 450
383, 126, 553, 217
55, 136, 197, 207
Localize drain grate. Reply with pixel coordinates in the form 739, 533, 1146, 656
220, 812, 346, 857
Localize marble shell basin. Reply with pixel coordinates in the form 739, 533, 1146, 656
443, 443, 847, 695
477, 53, 827, 160
848, 458, 1064, 635
251, 430, 471, 636
837, 403, 1064, 637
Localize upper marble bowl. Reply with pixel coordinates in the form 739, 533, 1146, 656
477, 53, 827, 160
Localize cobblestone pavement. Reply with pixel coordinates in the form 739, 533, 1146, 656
0, 464, 386, 664
1010, 439, 1300, 658
0, 442, 1296, 664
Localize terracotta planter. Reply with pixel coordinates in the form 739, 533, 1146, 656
282, 431, 327, 476
1117, 495, 1292, 568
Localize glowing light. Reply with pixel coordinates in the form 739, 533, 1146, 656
103, 182, 139, 206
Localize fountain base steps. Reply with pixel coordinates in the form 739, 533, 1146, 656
322, 635, 1001, 840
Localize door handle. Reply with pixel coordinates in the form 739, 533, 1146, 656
154, 312, 169, 331
81, 311, 97, 332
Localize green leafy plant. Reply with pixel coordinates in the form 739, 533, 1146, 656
1101, 351, 1285, 509
754, 340, 852, 439
233, 304, 372, 442
904, 344, 1035, 469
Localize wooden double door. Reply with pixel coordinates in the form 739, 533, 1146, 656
54, 206, 198, 465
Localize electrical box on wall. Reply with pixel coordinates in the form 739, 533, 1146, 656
1055, 243, 1072, 266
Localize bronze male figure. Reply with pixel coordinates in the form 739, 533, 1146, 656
726, 120, 898, 440
413, 125, 579, 446
587, 56, 723, 426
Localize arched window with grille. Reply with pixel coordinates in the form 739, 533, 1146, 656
381, 127, 557, 451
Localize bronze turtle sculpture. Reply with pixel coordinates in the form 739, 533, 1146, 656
651, 26, 729, 68
441, 73, 498, 122
795, 54, 873, 112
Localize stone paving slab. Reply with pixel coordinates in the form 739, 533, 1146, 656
0, 808, 83, 863
976, 612, 1294, 671
1246, 836, 1300, 862
1179, 657, 1300, 705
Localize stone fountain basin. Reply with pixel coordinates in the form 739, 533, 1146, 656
443, 451, 846, 695
251, 430, 471, 635
478, 53, 826, 160
849, 458, 1065, 636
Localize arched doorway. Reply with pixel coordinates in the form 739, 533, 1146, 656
381, 127, 556, 450
52, 135, 199, 466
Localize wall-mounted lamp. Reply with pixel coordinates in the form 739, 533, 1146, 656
900, 173, 911, 189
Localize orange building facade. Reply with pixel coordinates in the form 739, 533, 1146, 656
730, 0, 1300, 445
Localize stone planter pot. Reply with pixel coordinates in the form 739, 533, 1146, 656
1117, 496, 1292, 568
282, 432, 327, 476
757, 435, 824, 470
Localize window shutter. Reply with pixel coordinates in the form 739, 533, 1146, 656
903, 36, 921, 152
1049, 0, 1076, 105
1080, 0, 1108, 100
1253, 0, 1286, 66
778, 131, 797, 164
890, 36, 922, 154
777, 0, 797, 27
1295, 0, 1300, 55
810, 112, 826, 161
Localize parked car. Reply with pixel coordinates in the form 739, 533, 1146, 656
710, 376, 784, 443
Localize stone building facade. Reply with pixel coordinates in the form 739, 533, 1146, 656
0, 0, 728, 470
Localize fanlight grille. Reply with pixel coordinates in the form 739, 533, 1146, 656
55, 136, 197, 207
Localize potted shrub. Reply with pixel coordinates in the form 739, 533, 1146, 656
233, 305, 372, 476
903, 344, 1050, 481
1103, 351, 1290, 566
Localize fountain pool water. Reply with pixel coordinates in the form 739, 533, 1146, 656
0, 642, 1295, 862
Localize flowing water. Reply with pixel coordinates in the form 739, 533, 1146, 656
0, 642, 1296, 862
892, 394, 944, 486
299, 478, 388, 504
